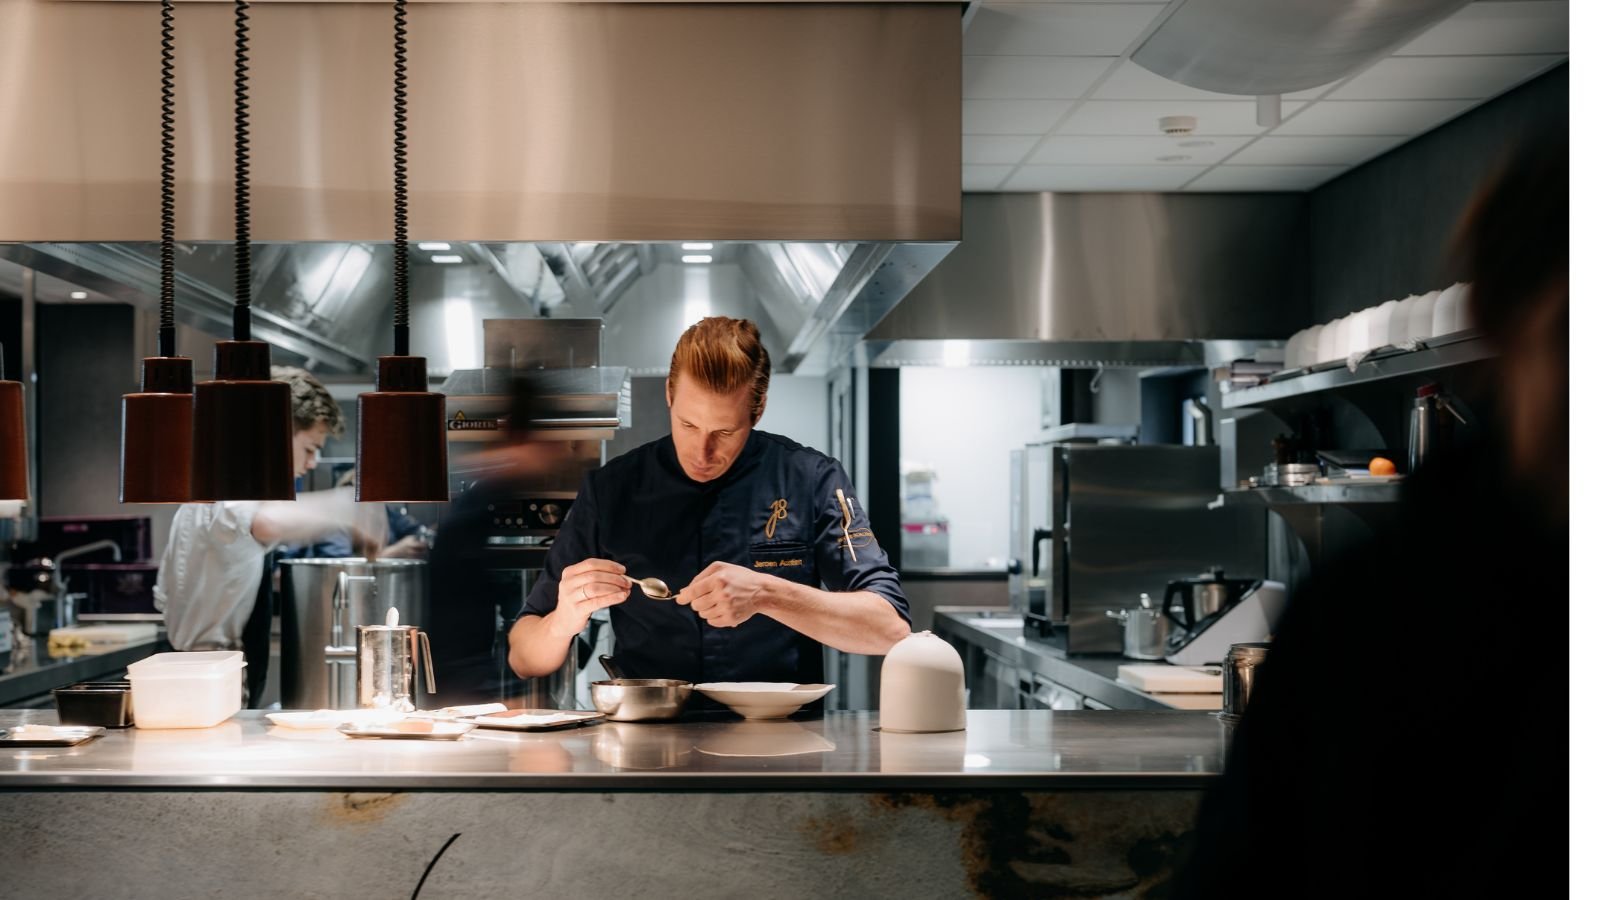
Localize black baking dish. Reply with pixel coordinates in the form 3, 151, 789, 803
53, 681, 134, 728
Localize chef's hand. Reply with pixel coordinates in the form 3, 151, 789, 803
678, 562, 768, 628
552, 558, 631, 639
377, 535, 427, 559
351, 527, 385, 560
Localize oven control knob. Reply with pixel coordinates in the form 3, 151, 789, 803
537, 503, 564, 526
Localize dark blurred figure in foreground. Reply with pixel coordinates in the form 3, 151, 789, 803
1176, 129, 1568, 898
424, 377, 580, 707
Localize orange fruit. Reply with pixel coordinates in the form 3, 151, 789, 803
1369, 457, 1397, 476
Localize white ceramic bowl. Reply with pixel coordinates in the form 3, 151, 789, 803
1331, 316, 1352, 361
1372, 300, 1399, 349
1315, 320, 1339, 363
1301, 324, 1324, 366
1432, 284, 1463, 337
1406, 291, 1437, 343
1387, 297, 1414, 346
693, 682, 835, 719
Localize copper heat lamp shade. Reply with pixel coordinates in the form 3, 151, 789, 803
191, 340, 294, 501
120, 355, 195, 503
0, 346, 27, 501
356, 355, 447, 502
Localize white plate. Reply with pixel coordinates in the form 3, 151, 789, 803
337, 721, 476, 741
266, 709, 405, 731
693, 683, 835, 719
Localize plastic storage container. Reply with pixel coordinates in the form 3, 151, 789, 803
126, 651, 245, 729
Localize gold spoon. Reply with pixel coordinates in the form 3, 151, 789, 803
625, 575, 677, 601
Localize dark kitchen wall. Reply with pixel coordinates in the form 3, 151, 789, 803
1308, 63, 1567, 322
37, 303, 139, 528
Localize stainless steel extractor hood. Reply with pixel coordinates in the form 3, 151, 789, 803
0, 1, 961, 378
864, 192, 1311, 368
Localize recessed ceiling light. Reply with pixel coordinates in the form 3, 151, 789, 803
682, 255, 713, 264
431, 255, 463, 264
1179, 140, 1214, 148
418, 242, 451, 251
1156, 154, 1192, 163
682, 242, 714, 251
68, 290, 88, 300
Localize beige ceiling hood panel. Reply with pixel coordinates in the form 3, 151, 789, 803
0, 1, 961, 242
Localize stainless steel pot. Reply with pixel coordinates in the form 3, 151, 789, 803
1105, 606, 1169, 660
591, 679, 693, 722
1221, 642, 1270, 723
277, 558, 428, 709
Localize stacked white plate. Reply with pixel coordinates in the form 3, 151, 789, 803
1282, 282, 1472, 369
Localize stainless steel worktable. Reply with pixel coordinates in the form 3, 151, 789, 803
0, 635, 164, 707
0, 707, 1227, 790
935, 609, 1207, 710
1, 708, 1222, 896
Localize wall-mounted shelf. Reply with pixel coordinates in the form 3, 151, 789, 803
1212, 481, 1404, 508
1220, 332, 1494, 410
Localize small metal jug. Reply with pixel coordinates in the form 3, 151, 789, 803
356, 623, 436, 712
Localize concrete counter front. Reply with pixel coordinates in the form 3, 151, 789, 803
1, 710, 1223, 897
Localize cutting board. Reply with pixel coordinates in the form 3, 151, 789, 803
47, 623, 159, 650
1117, 664, 1222, 693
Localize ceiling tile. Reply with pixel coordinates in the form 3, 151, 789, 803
964, 99, 1073, 134
964, 3, 1163, 57
1395, 1, 1569, 56
964, 56, 1116, 100
1228, 135, 1407, 166
1057, 100, 1304, 136
1006, 165, 1210, 192
1186, 165, 1348, 192
1030, 135, 1250, 166
964, 135, 1041, 165
1273, 99, 1477, 135
964, 165, 1015, 192
1329, 54, 1563, 100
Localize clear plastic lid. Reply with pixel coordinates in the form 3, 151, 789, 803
126, 650, 246, 678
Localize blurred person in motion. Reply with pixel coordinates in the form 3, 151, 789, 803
423, 375, 584, 706
1174, 129, 1568, 897
154, 366, 379, 708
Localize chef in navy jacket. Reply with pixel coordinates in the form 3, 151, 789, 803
509, 317, 911, 687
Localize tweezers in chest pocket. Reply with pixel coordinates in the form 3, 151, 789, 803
749, 541, 815, 584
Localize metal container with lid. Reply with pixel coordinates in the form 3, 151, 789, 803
1105, 593, 1169, 660
1261, 462, 1319, 487
1220, 642, 1270, 723
277, 558, 428, 710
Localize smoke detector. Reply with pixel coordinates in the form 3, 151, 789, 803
1159, 115, 1198, 136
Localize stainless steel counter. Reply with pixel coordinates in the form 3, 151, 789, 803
0, 708, 1227, 790
0, 636, 164, 707
935, 609, 1213, 711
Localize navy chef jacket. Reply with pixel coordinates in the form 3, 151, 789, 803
518, 431, 911, 685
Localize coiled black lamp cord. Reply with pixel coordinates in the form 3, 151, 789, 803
232, 0, 251, 342
159, 0, 176, 358
393, 0, 410, 356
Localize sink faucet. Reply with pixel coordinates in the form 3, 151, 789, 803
45, 540, 123, 627
52, 539, 123, 567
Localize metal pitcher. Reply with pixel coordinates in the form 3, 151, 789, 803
356, 622, 436, 712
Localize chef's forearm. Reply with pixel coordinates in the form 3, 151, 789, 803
507, 613, 574, 678
250, 489, 357, 544
758, 580, 910, 655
